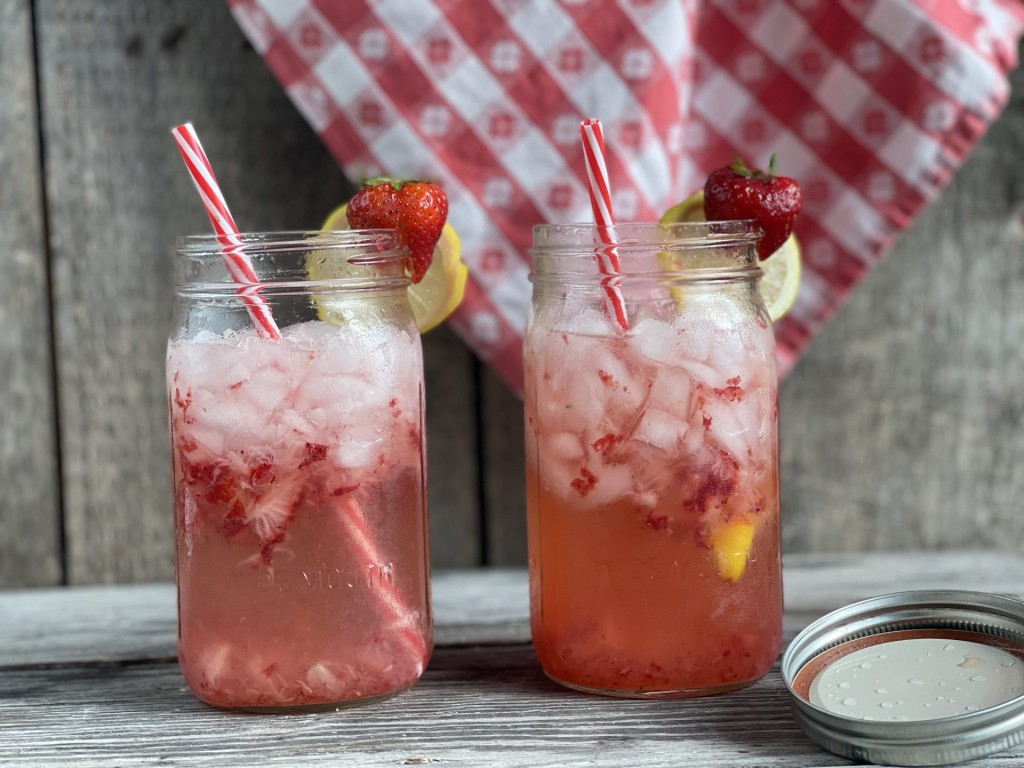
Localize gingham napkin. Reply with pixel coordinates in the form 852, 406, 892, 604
227, 0, 1024, 394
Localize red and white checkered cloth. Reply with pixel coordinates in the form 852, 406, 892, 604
227, 0, 1024, 394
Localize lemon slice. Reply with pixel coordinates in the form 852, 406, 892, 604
314, 203, 467, 333
708, 518, 756, 583
658, 191, 800, 322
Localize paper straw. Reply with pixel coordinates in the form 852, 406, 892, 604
335, 496, 428, 663
580, 119, 629, 330
171, 122, 281, 340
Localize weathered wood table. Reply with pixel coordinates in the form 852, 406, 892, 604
3, 551, 1024, 767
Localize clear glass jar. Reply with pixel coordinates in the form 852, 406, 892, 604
168, 231, 431, 712
524, 221, 781, 698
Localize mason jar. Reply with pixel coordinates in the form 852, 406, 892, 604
168, 230, 431, 711
524, 221, 781, 698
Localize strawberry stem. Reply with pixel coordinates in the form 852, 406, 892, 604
729, 155, 753, 178
362, 176, 403, 190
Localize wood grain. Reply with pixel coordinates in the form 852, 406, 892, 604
424, 326, 482, 568
3, 552, 1017, 667
3, 555, 1024, 767
481, 367, 527, 565
0, 568, 531, 668
779, 53, 1024, 553
32, 0, 479, 585
0, 0, 62, 587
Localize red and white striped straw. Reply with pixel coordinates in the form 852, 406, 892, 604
580, 119, 629, 330
335, 496, 428, 664
171, 122, 281, 340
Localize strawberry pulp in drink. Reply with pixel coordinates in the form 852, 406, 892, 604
168, 319, 431, 711
525, 221, 782, 697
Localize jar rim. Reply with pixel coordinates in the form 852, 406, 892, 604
176, 229, 406, 259
531, 220, 762, 252
174, 229, 411, 292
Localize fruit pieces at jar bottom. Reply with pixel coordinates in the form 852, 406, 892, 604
528, 488, 782, 694
169, 320, 431, 709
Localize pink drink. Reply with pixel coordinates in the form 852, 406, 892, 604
525, 221, 781, 697
168, 232, 430, 711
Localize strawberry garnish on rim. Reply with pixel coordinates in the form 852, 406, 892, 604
346, 177, 449, 283
703, 154, 802, 260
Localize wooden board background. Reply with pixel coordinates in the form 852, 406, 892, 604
1, 0, 1022, 587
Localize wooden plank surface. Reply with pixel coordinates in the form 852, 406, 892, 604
3, 554, 1024, 767
0, 0, 62, 587
32, 0, 478, 585
0, 569, 531, 668
481, 367, 527, 565
779, 54, 1024, 552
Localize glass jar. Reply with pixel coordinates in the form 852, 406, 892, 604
524, 221, 781, 698
168, 231, 431, 712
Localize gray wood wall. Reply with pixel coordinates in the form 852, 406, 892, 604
1, 0, 1021, 588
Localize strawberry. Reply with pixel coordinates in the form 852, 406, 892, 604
703, 155, 802, 260
346, 177, 448, 283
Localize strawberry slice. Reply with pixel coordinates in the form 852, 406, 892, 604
703, 155, 802, 260
249, 475, 305, 565
346, 177, 449, 283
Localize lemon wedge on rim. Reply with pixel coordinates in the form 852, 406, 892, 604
313, 203, 467, 333
658, 191, 801, 322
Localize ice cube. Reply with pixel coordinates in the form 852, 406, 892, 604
184, 424, 226, 456
634, 408, 688, 455
675, 322, 712, 363
583, 462, 637, 507
679, 358, 727, 389
630, 317, 681, 367
238, 364, 294, 415
545, 432, 586, 461
545, 304, 614, 336
700, 397, 748, 461
334, 425, 385, 469
646, 365, 694, 415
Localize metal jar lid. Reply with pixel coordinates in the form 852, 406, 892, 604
782, 590, 1024, 766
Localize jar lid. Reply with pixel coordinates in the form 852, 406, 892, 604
782, 590, 1024, 766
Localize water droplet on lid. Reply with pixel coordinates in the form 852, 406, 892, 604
909, 678, 925, 686
859, 662, 872, 669
880, 701, 894, 709
842, 697, 857, 707
944, 643, 957, 651
875, 688, 888, 694
838, 681, 851, 689
1003, 660, 1017, 668
965, 704, 980, 712
970, 675, 989, 683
